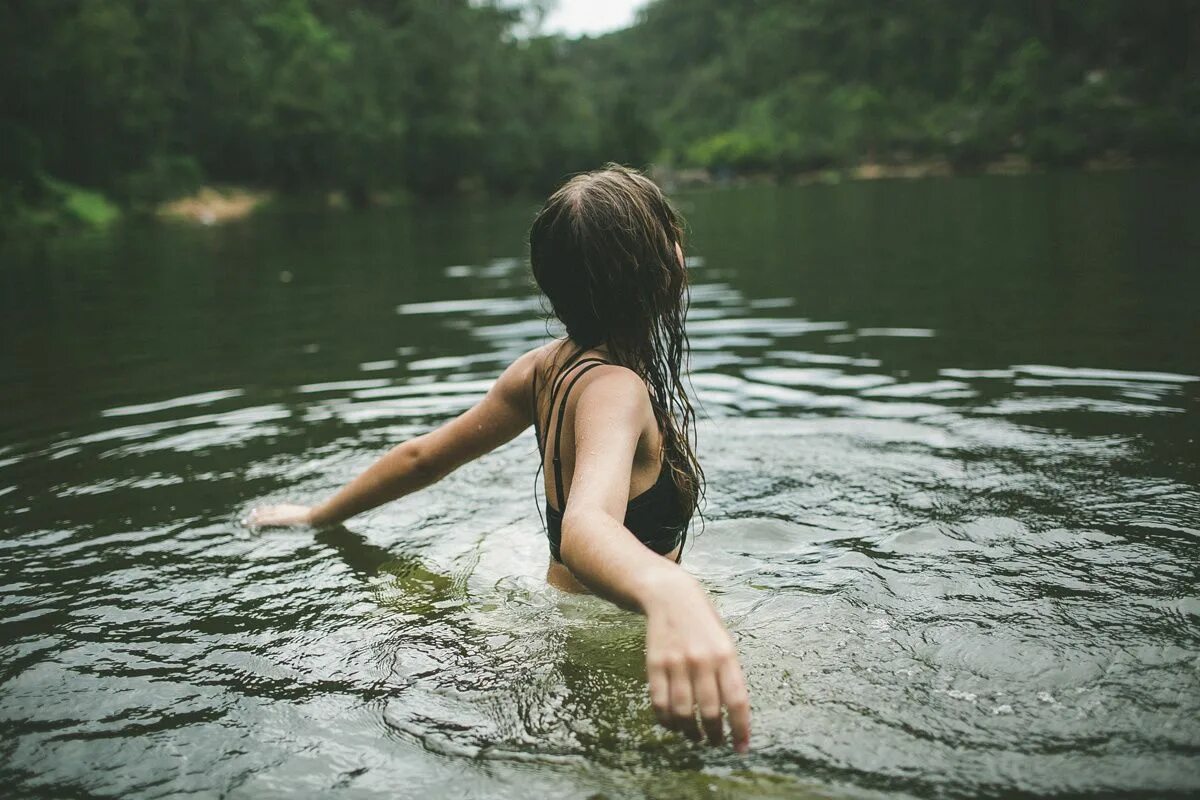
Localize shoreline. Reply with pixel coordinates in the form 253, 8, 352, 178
8, 155, 1175, 241
654, 151, 1154, 191
164, 153, 1158, 224
157, 187, 272, 225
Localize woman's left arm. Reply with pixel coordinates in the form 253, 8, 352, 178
248, 348, 538, 528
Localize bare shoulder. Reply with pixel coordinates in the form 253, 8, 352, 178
574, 363, 653, 419
481, 345, 552, 414
496, 343, 551, 386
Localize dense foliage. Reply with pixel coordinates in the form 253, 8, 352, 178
2, 0, 1197, 228
579, 0, 1200, 173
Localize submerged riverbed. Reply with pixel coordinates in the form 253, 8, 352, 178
2, 170, 1198, 799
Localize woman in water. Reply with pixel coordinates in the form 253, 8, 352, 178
248, 165, 751, 752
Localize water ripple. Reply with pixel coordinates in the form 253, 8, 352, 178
2, 218, 1198, 798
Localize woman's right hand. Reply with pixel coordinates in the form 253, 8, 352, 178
642, 572, 751, 751
244, 504, 315, 529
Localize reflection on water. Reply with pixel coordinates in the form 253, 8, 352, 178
1, 171, 1198, 798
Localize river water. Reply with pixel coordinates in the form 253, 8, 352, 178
2, 170, 1198, 799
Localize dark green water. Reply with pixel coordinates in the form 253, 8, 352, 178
2, 170, 1198, 799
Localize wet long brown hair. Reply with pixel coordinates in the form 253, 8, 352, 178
529, 164, 704, 519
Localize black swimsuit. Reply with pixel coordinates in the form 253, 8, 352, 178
532, 350, 690, 563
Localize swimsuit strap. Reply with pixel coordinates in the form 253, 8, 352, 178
533, 346, 584, 454
538, 347, 589, 439
542, 354, 609, 438
548, 358, 611, 509
530, 367, 541, 453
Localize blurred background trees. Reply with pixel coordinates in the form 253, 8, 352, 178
2, 0, 1197, 227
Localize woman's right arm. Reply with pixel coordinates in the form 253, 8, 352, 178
558, 369, 751, 751
247, 349, 539, 529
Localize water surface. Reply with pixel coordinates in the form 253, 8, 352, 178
2, 170, 1198, 799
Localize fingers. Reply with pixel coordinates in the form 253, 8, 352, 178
245, 506, 277, 526
668, 662, 702, 741
692, 669, 724, 746
648, 658, 671, 729
243, 504, 311, 529
718, 658, 752, 753
648, 649, 751, 751
245, 508, 279, 528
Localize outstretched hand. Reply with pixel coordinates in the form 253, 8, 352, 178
643, 575, 751, 751
244, 504, 315, 529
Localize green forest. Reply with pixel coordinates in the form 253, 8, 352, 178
3, 0, 1198, 232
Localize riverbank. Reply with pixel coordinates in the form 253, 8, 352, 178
2, 155, 1180, 247
157, 187, 272, 225
654, 151, 1155, 190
